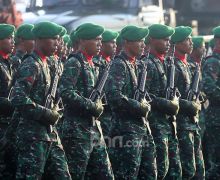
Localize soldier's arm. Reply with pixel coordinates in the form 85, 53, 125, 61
202, 59, 220, 101
11, 59, 38, 107
59, 57, 94, 110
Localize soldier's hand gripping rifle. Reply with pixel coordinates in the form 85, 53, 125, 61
88, 61, 112, 126
134, 52, 152, 130
45, 60, 63, 132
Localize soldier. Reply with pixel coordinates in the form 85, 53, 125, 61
69, 30, 79, 54
0, 23, 15, 179
10, 21, 71, 179
58, 23, 114, 179
11, 23, 35, 71
142, 24, 182, 180
171, 26, 205, 179
93, 29, 118, 138
105, 25, 153, 179
62, 34, 71, 61
188, 36, 207, 138
115, 33, 122, 55
202, 26, 220, 179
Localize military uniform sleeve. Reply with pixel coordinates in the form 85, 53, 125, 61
11, 58, 46, 120
59, 57, 94, 110
202, 58, 220, 101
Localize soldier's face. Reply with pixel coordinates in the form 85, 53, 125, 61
0, 35, 15, 54
176, 37, 193, 54
39, 35, 59, 56
24, 40, 35, 54
150, 37, 170, 54
101, 40, 117, 57
81, 35, 102, 56
126, 39, 145, 57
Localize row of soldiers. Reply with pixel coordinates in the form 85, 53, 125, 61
0, 21, 219, 180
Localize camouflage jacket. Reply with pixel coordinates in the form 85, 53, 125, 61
174, 57, 198, 130
58, 52, 100, 136
11, 51, 59, 142
202, 52, 220, 104
0, 55, 16, 122
105, 51, 147, 133
141, 53, 175, 132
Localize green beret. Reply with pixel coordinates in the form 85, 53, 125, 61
192, 36, 204, 49
209, 38, 215, 48
75, 23, 104, 40
63, 34, 70, 45
212, 26, 220, 38
70, 30, 78, 44
60, 26, 67, 37
16, 24, 34, 40
121, 25, 149, 41
0, 24, 15, 40
32, 21, 63, 38
116, 33, 122, 46
102, 30, 118, 42
171, 26, 192, 43
149, 24, 174, 39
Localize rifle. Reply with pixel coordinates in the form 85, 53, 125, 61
45, 60, 63, 132
134, 51, 152, 103
89, 61, 112, 125
166, 45, 180, 136
89, 61, 112, 102
134, 52, 152, 133
187, 63, 201, 102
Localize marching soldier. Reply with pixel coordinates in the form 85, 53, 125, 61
143, 24, 182, 179
11, 21, 71, 179
105, 25, 153, 179
59, 23, 114, 179
171, 26, 205, 180
93, 29, 118, 138
202, 26, 220, 179
0, 23, 16, 179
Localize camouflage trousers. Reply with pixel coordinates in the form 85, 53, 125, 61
177, 129, 205, 180
0, 117, 12, 179
61, 119, 114, 180
16, 138, 71, 179
100, 111, 113, 138
151, 127, 182, 180
203, 126, 220, 180
108, 119, 157, 180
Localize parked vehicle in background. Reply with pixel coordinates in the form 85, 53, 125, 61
24, 0, 165, 32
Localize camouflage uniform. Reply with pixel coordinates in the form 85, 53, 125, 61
106, 52, 156, 179
174, 57, 205, 179
202, 51, 220, 179
59, 52, 114, 179
143, 53, 182, 180
0, 54, 16, 179
11, 52, 71, 179
93, 55, 113, 138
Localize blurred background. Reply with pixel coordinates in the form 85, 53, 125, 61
1, 0, 219, 39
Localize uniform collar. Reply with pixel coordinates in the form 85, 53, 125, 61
34, 50, 47, 63
101, 52, 111, 63
150, 49, 165, 63
81, 51, 94, 66
0, 50, 9, 59
175, 51, 187, 65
